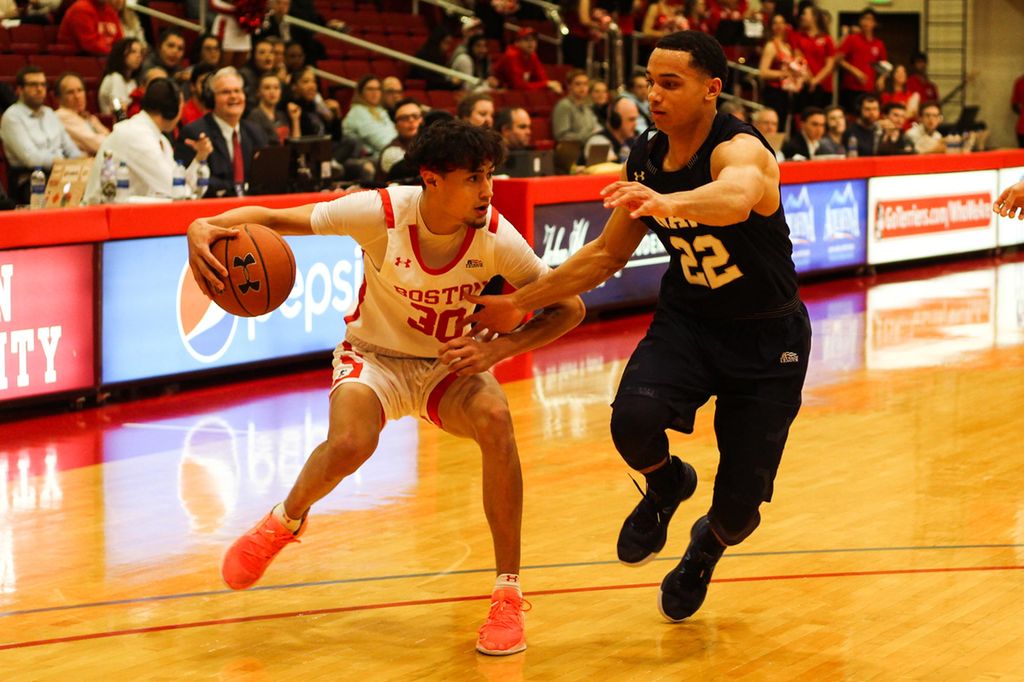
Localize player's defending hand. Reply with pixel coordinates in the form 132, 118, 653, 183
186, 218, 239, 298
601, 180, 673, 219
994, 180, 1024, 220
465, 294, 527, 334
438, 336, 503, 376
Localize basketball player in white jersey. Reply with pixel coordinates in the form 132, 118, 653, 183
185, 120, 585, 655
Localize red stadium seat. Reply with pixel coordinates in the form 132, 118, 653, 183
0, 27, 10, 52
532, 116, 552, 142
28, 55, 67, 76
64, 56, 105, 79
8, 24, 46, 54
426, 89, 457, 110
524, 90, 553, 116
0, 55, 27, 76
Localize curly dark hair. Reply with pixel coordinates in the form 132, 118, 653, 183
405, 118, 506, 175
655, 30, 728, 83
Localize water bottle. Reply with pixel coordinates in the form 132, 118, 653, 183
29, 167, 46, 209
111, 97, 126, 123
115, 161, 130, 202
846, 136, 858, 159
172, 161, 187, 199
196, 160, 211, 198
100, 151, 117, 203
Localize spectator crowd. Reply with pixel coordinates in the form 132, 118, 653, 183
0, 0, 1011, 209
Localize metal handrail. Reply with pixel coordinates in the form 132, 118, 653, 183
313, 68, 356, 89
519, 0, 561, 11
126, 2, 201, 33
720, 92, 764, 111
284, 15, 481, 87
412, 0, 472, 17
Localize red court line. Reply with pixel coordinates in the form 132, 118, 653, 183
2, 564, 1021, 651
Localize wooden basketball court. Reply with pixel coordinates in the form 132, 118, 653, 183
2, 254, 1023, 679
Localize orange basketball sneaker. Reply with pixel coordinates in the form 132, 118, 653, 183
221, 511, 305, 590
476, 587, 530, 656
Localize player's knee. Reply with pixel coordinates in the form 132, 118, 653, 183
708, 501, 761, 546
469, 403, 515, 449
323, 430, 379, 476
610, 396, 673, 470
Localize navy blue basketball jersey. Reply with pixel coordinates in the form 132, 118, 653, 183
624, 112, 799, 319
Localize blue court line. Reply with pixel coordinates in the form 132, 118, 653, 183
2, 542, 1020, 619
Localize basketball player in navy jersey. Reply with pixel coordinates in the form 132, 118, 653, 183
995, 179, 1024, 220
468, 31, 811, 621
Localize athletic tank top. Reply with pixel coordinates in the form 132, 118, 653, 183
345, 188, 509, 357
624, 112, 799, 320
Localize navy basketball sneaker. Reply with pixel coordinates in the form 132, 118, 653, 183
658, 515, 726, 622
616, 456, 697, 566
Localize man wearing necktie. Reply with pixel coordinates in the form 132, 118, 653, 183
177, 67, 269, 197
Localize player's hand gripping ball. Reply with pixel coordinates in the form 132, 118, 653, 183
211, 223, 296, 317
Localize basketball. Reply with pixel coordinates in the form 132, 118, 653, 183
211, 223, 296, 317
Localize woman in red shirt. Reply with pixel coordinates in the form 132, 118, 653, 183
759, 13, 807, 133
879, 64, 920, 129
793, 5, 835, 111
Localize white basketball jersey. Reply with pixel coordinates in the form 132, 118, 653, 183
345, 187, 520, 358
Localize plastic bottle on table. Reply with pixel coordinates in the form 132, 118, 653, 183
29, 167, 46, 209
846, 136, 858, 159
115, 161, 130, 203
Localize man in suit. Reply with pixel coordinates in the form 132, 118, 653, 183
782, 106, 827, 160
176, 67, 269, 197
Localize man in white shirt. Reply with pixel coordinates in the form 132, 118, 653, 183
0, 66, 82, 203
55, 72, 111, 155
186, 120, 584, 657
905, 100, 946, 154
84, 78, 213, 202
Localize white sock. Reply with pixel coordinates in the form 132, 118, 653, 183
494, 573, 522, 595
272, 502, 304, 533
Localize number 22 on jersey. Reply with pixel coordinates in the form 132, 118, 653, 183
668, 234, 744, 289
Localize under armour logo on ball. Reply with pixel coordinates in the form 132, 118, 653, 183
395, 257, 411, 268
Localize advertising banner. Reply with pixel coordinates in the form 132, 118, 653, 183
782, 179, 867, 274
867, 170, 998, 265
534, 201, 667, 310
0, 244, 95, 401
101, 235, 363, 383
997, 166, 1024, 247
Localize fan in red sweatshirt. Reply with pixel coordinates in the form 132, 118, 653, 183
58, 0, 124, 56
492, 28, 558, 92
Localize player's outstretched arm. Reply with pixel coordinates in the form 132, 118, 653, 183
439, 295, 585, 376
467, 171, 649, 333
604, 135, 776, 226
994, 180, 1024, 220
186, 203, 318, 298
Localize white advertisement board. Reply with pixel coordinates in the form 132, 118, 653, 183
997, 166, 1024, 247
867, 170, 998, 265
